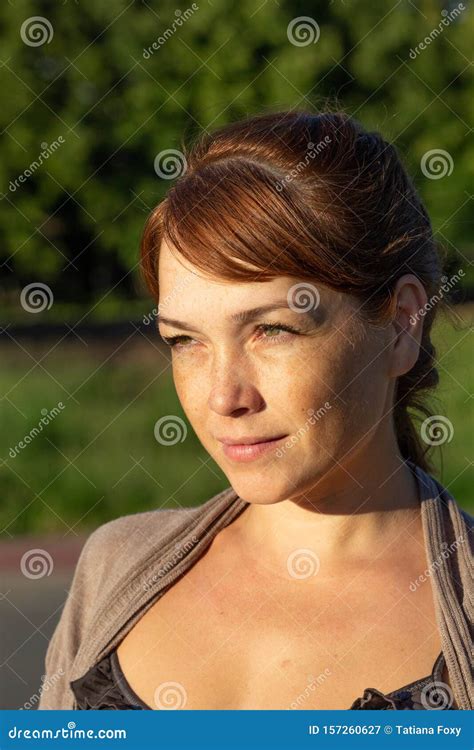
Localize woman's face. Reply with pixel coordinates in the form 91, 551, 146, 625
157, 239, 394, 506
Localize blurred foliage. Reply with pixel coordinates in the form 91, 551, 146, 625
0, 304, 472, 536
0, 0, 472, 311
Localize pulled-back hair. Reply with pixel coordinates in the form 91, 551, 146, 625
140, 108, 454, 475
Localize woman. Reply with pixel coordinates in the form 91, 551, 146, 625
39, 109, 473, 711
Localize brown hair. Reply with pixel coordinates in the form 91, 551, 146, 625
140, 108, 455, 475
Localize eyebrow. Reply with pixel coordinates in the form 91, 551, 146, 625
157, 300, 301, 332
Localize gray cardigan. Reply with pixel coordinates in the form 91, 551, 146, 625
38, 461, 473, 710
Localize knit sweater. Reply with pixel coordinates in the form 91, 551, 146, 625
38, 460, 473, 710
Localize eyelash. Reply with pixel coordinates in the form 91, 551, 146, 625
161, 323, 302, 350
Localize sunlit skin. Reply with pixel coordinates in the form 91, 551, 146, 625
157, 238, 429, 577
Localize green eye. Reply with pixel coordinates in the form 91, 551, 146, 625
257, 323, 301, 341
162, 335, 193, 349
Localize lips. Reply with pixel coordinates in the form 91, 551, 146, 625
217, 435, 287, 446
219, 435, 288, 463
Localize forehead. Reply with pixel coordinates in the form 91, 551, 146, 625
157, 238, 349, 319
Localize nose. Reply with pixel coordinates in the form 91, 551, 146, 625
207, 351, 264, 417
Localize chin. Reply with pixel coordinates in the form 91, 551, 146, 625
227, 475, 293, 505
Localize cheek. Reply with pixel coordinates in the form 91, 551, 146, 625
172, 360, 202, 406
322, 341, 388, 436
292, 338, 388, 443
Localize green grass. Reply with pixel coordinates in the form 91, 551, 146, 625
0, 305, 472, 536
428, 304, 473, 510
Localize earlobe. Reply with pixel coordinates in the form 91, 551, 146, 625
388, 299, 421, 379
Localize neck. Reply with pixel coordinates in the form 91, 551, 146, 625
230, 444, 422, 579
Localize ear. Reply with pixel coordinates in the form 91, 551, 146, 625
387, 274, 428, 379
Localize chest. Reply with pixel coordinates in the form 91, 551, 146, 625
116, 551, 444, 710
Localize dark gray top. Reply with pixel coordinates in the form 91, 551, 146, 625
70, 647, 455, 710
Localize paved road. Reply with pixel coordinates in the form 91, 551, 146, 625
0, 536, 85, 709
